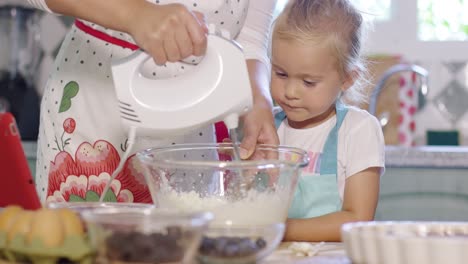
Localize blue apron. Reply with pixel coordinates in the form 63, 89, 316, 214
275, 101, 349, 218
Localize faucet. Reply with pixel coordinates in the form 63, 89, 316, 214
368, 64, 429, 126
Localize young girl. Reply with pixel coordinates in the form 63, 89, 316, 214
271, 0, 385, 242
26, 0, 279, 203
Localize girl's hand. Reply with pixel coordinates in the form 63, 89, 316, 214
126, 2, 208, 65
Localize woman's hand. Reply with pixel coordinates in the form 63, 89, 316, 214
238, 60, 279, 160
240, 102, 279, 160
45, 1, 207, 65
126, 2, 208, 65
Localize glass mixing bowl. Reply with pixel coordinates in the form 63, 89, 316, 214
136, 143, 309, 263
46, 202, 155, 214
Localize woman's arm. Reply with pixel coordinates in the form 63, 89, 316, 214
240, 59, 279, 158
284, 167, 381, 242
236, 0, 279, 158
42, 0, 207, 65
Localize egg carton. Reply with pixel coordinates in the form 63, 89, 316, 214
341, 221, 468, 264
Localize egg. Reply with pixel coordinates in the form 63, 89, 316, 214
0, 205, 23, 232
58, 208, 84, 237
27, 208, 64, 248
7, 210, 34, 242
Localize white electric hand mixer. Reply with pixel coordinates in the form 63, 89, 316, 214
99, 27, 253, 202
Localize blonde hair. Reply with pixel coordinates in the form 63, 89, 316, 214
273, 0, 368, 105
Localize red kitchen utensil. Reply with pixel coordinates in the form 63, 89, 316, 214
0, 112, 41, 209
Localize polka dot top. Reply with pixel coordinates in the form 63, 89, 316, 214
27, 0, 277, 67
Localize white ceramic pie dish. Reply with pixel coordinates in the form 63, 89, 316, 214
341, 221, 468, 264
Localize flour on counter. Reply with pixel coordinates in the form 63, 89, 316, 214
288, 242, 325, 257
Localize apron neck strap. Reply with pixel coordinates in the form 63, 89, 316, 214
319, 100, 349, 175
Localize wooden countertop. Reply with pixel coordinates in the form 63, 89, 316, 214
0, 242, 351, 264
263, 242, 351, 264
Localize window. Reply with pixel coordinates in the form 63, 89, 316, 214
353, 0, 468, 41
276, 0, 468, 42
275, 0, 392, 21
352, 0, 391, 21
419, 0, 468, 41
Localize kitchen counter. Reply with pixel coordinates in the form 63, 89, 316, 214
264, 243, 350, 264
384, 145, 468, 168
0, 238, 349, 264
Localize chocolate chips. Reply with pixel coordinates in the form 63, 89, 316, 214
199, 236, 267, 259
104, 227, 186, 263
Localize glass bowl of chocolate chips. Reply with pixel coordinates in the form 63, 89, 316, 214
81, 207, 213, 264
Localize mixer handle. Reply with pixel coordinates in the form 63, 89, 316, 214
127, 24, 233, 73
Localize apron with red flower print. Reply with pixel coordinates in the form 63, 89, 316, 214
35, 0, 251, 204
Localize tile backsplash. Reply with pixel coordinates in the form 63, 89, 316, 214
413, 60, 468, 145
35, 13, 468, 146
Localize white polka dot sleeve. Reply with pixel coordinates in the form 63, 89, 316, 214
25, 0, 53, 13
236, 0, 277, 67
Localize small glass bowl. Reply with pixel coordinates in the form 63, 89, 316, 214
81, 207, 213, 264
197, 223, 285, 264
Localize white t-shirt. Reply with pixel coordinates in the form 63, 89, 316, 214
277, 106, 385, 201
